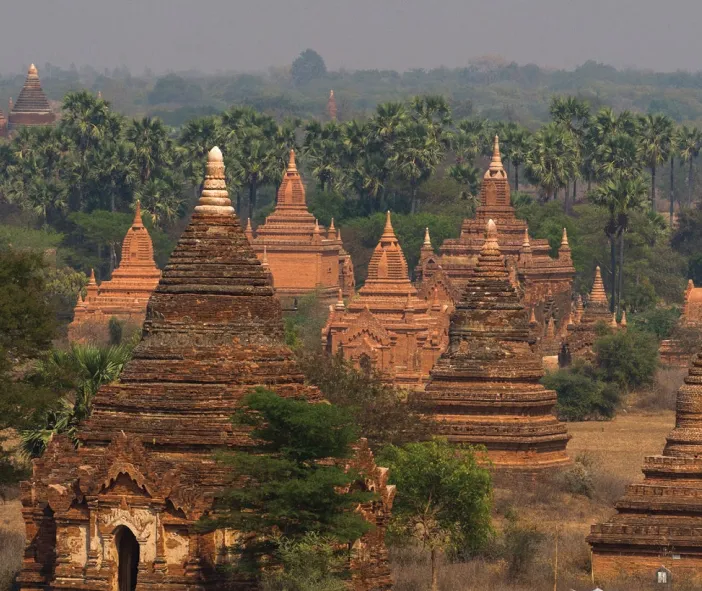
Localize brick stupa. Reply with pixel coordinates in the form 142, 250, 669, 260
416, 136, 574, 356
419, 219, 571, 478
68, 202, 162, 342
589, 345, 702, 582
8, 64, 56, 131
248, 150, 354, 308
323, 212, 450, 390
19, 147, 394, 591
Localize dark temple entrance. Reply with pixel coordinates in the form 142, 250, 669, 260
115, 526, 139, 591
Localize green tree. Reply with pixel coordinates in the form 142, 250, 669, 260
202, 389, 373, 576
291, 49, 327, 86
638, 113, 674, 208
590, 172, 649, 311
677, 125, 702, 206
594, 329, 659, 390
381, 440, 492, 591
500, 124, 532, 192
526, 123, 577, 203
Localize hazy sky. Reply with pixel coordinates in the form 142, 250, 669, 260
3, 0, 701, 75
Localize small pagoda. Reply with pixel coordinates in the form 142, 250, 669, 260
660, 279, 702, 367
416, 136, 574, 343
589, 346, 702, 582
323, 212, 450, 390
68, 202, 161, 342
19, 147, 394, 591
419, 219, 571, 478
563, 266, 620, 364
248, 150, 354, 308
8, 64, 56, 131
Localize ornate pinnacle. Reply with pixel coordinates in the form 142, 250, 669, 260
381, 211, 397, 242
132, 200, 144, 228
481, 219, 501, 255
590, 266, 608, 305
561, 227, 569, 247
194, 146, 234, 214
287, 149, 298, 173
423, 227, 432, 247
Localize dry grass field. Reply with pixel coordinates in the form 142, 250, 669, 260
0, 377, 684, 591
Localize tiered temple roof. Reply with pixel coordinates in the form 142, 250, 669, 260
248, 150, 354, 307
416, 136, 574, 359
8, 64, 56, 130
323, 212, 450, 390
20, 147, 393, 591
419, 219, 571, 477
68, 202, 161, 342
589, 346, 702, 582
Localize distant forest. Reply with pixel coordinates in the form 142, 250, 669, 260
6, 50, 702, 127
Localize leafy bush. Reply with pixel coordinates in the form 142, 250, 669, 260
108, 317, 124, 345
629, 306, 681, 340
558, 456, 595, 498
503, 519, 545, 582
542, 362, 621, 421
594, 328, 659, 390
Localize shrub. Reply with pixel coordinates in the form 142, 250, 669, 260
542, 362, 621, 421
594, 329, 659, 390
108, 317, 124, 345
503, 519, 545, 582
629, 307, 681, 340
558, 456, 595, 498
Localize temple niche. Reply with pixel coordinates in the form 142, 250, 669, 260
8, 64, 57, 132
68, 202, 161, 343
660, 279, 702, 367
323, 212, 450, 391
589, 346, 702, 582
19, 147, 394, 591
419, 219, 571, 479
415, 136, 574, 364
247, 150, 354, 309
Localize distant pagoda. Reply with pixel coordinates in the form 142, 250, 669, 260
416, 136, 574, 360
589, 345, 702, 582
68, 202, 162, 342
8, 64, 56, 131
419, 219, 571, 478
327, 89, 338, 121
248, 150, 354, 307
323, 212, 450, 390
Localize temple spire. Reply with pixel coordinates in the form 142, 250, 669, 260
327, 89, 338, 121
482, 219, 500, 255
424, 227, 432, 247
245, 218, 254, 241
194, 147, 234, 214
132, 200, 143, 228
589, 266, 608, 305
485, 135, 505, 178
287, 149, 297, 173
381, 210, 397, 242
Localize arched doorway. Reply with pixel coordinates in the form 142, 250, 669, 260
114, 526, 139, 591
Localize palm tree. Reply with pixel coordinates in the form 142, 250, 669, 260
638, 113, 674, 209
677, 125, 702, 206
550, 96, 590, 212
21, 341, 135, 458
303, 121, 345, 192
590, 172, 649, 312
526, 123, 577, 203
500, 124, 532, 192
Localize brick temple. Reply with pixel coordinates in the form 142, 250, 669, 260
660, 279, 702, 367
415, 136, 574, 360
247, 150, 354, 308
68, 202, 161, 342
563, 266, 620, 364
419, 219, 571, 477
322, 211, 450, 390
19, 147, 394, 591
589, 345, 702, 582
8, 64, 56, 132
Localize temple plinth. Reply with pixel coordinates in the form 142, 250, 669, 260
19, 147, 394, 591
68, 202, 161, 342
589, 345, 702, 582
419, 219, 571, 478
323, 212, 450, 390
248, 150, 354, 308
8, 64, 56, 131
416, 136, 574, 361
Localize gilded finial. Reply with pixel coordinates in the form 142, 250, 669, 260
423, 227, 432, 247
